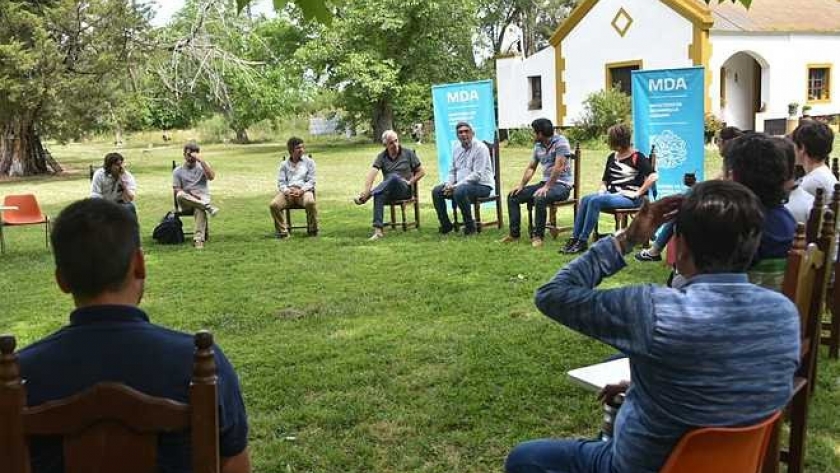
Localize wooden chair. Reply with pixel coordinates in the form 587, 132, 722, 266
452, 140, 503, 233
0, 331, 220, 473
831, 157, 838, 181
821, 183, 840, 359
763, 215, 834, 473
0, 194, 51, 254
660, 411, 781, 473
386, 182, 420, 231
532, 143, 581, 238
171, 160, 207, 241
593, 145, 657, 240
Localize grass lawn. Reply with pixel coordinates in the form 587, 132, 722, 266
1, 135, 838, 472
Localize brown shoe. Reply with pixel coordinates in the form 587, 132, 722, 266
531, 237, 544, 248
194, 240, 205, 249
498, 235, 519, 243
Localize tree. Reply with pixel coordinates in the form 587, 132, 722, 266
478, 0, 577, 57
300, 0, 480, 140
0, 0, 152, 176
151, 0, 311, 143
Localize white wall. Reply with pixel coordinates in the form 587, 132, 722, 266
710, 33, 840, 127
496, 47, 557, 129
561, 0, 694, 126
720, 52, 758, 130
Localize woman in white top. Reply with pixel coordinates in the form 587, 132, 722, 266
90, 152, 137, 216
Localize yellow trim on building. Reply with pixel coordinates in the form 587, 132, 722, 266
555, 46, 567, 125
605, 60, 644, 90
549, 0, 598, 46
806, 63, 833, 104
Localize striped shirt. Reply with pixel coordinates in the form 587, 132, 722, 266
534, 238, 800, 473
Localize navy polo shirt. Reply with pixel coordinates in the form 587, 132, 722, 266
18, 305, 249, 473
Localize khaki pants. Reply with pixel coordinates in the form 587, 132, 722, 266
176, 192, 208, 243
269, 191, 317, 234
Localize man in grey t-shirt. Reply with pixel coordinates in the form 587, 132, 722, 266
173, 142, 217, 249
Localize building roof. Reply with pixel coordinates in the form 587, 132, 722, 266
706, 0, 840, 33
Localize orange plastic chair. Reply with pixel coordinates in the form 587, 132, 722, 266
1, 194, 51, 254
659, 411, 781, 473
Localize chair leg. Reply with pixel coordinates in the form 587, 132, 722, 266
390, 205, 397, 230
474, 201, 482, 233
526, 202, 534, 237
400, 203, 407, 232
1, 223, 5, 254
45, 220, 50, 249
496, 197, 503, 229
414, 200, 420, 230
284, 208, 292, 234
785, 387, 810, 473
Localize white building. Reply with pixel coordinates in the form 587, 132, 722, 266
496, 0, 840, 133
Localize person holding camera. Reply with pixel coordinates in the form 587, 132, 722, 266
90, 152, 137, 217
173, 141, 218, 249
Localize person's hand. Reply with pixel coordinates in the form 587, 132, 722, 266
509, 185, 523, 197
597, 380, 630, 403
626, 195, 684, 246
192, 152, 203, 163
443, 184, 454, 196
534, 185, 550, 198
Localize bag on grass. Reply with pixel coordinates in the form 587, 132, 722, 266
152, 211, 185, 244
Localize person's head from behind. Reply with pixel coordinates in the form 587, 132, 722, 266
723, 133, 788, 208
51, 199, 144, 306
716, 126, 743, 156
606, 124, 632, 152
792, 120, 834, 165
103, 152, 125, 177
674, 180, 764, 277
183, 141, 200, 167
531, 118, 554, 142
287, 137, 305, 160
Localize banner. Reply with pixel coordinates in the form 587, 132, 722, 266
631, 67, 705, 198
431, 80, 497, 185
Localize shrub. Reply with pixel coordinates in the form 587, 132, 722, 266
704, 113, 724, 144
505, 128, 533, 147
572, 88, 631, 142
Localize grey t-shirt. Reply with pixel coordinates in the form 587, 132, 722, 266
173, 163, 211, 201
372, 147, 421, 180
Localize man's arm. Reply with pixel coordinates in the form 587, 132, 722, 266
359, 167, 379, 199
409, 165, 426, 186
222, 448, 251, 473
278, 162, 290, 194
510, 161, 538, 196
90, 170, 104, 198
534, 155, 566, 197
197, 156, 216, 181
302, 159, 316, 192
120, 172, 137, 202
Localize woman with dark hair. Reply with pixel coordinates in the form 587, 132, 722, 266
561, 124, 657, 254
90, 152, 137, 216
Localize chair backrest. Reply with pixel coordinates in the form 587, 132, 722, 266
659, 411, 781, 473
2, 195, 46, 224
483, 140, 502, 197
805, 187, 826, 244
0, 331, 220, 473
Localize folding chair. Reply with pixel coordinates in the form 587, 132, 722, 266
0, 194, 51, 254
386, 183, 420, 231
0, 331, 220, 473
452, 139, 503, 233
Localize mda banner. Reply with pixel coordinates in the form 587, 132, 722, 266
631, 67, 705, 198
431, 80, 496, 185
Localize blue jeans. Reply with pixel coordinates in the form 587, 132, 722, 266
572, 193, 639, 241
506, 439, 615, 473
372, 174, 412, 228
508, 182, 571, 238
652, 221, 675, 250
431, 183, 492, 232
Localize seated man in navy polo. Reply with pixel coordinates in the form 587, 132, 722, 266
17, 199, 250, 473
506, 181, 800, 473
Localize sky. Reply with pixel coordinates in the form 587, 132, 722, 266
149, 0, 276, 27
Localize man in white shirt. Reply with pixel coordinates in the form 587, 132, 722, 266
90, 152, 137, 217
794, 120, 836, 197
431, 122, 494, 236
269, 137, 317, 238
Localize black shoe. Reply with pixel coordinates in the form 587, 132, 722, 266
462, 226, 477, 236
560, 238, 577, 253
439, 224, 454, 235
565, 240, 588, 254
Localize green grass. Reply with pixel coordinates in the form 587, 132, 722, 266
1, 137, 838, 472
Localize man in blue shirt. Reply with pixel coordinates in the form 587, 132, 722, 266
17, 199, 250, 473
505, 181, 799, 473
500, 118, 572, 248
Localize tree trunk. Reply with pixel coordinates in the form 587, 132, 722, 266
233, 127, 249, 144
372, 100, 394, 143
0, 118, 60, 177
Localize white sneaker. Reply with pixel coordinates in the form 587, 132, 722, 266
206, 205, 219, 217
368, 231, 384, 241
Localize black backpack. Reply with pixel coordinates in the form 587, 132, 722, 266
152, 211, 185, 244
